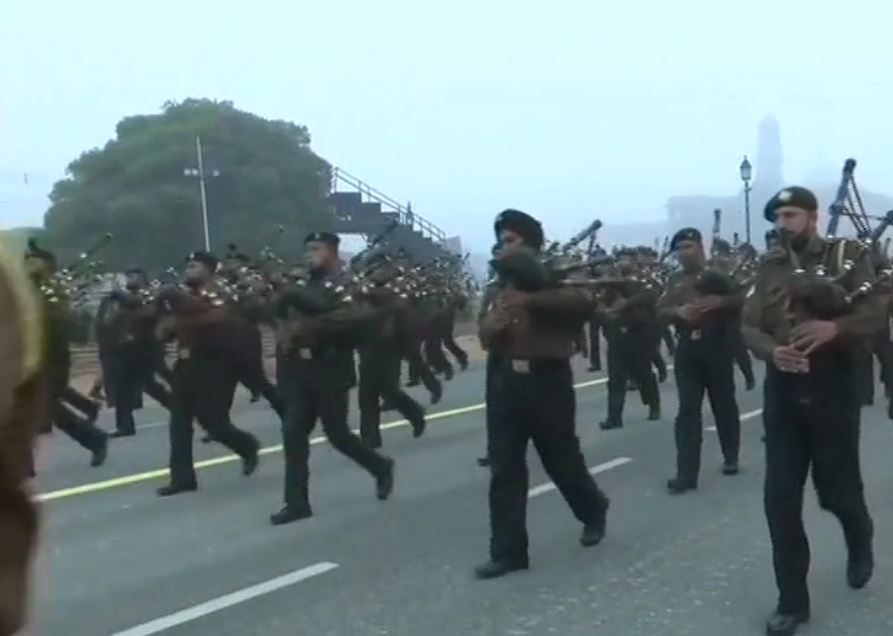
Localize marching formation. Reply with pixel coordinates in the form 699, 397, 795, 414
3, 163, 893, 635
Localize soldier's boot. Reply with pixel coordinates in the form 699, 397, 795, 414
474, 558, 529, 580
599, 419, 622, 430
270, 504, 313, 526
666, 477, 697, 495
647, 404, 661, 421
157, 482, 198, 497
847, 518, 875, 590
376, 457, 395, 500
765, 610, 809, 636
90, 435, 109, 467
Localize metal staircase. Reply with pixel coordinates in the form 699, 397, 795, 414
328, 167, 454, 261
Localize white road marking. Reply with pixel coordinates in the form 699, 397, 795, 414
528, 457, 633, 498
110, 562, 339, 636
705, 408, 762, 432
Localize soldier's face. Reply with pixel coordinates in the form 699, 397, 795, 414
184, 261, 212, 284
775, 206, 815, 236
306, 242, 337, 271
675, 240, 703, 267
125, 272, 145, 290
498, 229, 524, 250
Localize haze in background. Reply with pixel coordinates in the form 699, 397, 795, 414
2, 0, 892, 248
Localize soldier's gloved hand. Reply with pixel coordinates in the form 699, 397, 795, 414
790, 320, 839, 355
772, 346, 809, 374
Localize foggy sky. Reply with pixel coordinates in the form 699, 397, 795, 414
2, 0, 892, 248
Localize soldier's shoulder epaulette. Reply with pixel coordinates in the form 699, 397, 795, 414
760, 248, 786, 264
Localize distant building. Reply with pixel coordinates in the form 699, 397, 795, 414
662, 115, 893, 246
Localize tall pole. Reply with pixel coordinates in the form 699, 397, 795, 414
196, 135, 211, 252
744, 182, 752, 245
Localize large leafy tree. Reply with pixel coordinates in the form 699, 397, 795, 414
44, 99, 332, 272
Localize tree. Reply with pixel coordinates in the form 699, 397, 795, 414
44, 99, 332, 273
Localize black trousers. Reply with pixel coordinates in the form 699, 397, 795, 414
488, 359, 609, 562
733, 334, 756, 386
672, 331, 740, 484
53, 400, 106, 451
280, 354, 390, 511
358, 348, 424, 448
50, 366, 106, 452
232, 326, 284, 418
763, 359, 873, 614
605, 327, 659, 424
407, 342, 442, 393
424, 334, 453, 377
114, 347, 173, 434
168, 352, 259, 487
587, 320, 602, 370
441, 313, 468, 369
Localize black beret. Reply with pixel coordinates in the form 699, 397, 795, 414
670, 227, 702, 251
304, 231, 340, 248
764, 186, 818, 222
188, 251, 219, 271
25, 238, 57, 269
493, 209, 544, 250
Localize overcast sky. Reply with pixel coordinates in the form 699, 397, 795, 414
2, 0, 892, 248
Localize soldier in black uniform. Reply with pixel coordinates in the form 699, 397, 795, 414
24, 241, 108, 467
356, 253, 426, 448
156, 252, 261, 496
95, 267, 172, 437
657, 228, 743, 494
475, 209, 609, 579
743, 187, 879, 636
270, 232, 394, 526
598, 249, 661, 430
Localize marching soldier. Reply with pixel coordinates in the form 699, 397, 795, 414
598, 248, 661, 430
95, 267, 172, 437
155, 252, 261, 497
356, 253, 426, 448
657, 228, 743, 495
270, 232, 394, 526
743, 187, 880, 636
0, 243, 42, 636
24, 240, 108, 467
475, 209, 609, 579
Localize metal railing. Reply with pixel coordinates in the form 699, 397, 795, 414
331, 167, 447, 243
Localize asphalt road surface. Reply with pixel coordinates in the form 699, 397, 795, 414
25, 357, 893, 636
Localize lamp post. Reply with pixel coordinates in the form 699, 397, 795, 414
739, 155, 753, 245
183, 135, 220, 251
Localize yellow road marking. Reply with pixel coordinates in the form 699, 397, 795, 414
36, 376, 611, 502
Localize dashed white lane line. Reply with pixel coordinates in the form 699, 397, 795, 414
109, 562, 339, 636
528, 457, 633, 498
705, 408, 763, 432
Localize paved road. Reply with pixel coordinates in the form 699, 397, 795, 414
25, 358, 893, 636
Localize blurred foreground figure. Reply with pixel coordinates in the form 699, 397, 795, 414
0, 244, 43, 635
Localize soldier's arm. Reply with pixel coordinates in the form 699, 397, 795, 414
525, 287, 595, 322
835, 247, 887, 338
741, 273, 777, 360
656, 275, 683, 321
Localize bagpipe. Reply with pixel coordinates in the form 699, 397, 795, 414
36, 233, 114, 306
488, 219, 609, 292
782, 158, 893, 322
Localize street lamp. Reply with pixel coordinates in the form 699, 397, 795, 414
183, 135, 220, 251
739, 155, 753, 245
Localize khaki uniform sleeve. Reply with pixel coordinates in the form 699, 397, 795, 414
0, 262, 40, 636
834, 244, 887, 338
741, 271, 777, 361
